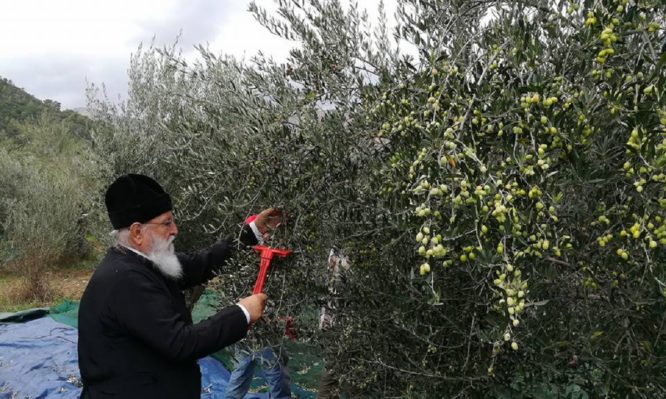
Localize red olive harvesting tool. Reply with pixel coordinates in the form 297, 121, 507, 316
252, 245, 293, 294
245, 213, 296, 338
245, 214, 293, 294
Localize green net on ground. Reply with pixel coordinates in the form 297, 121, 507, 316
50, 299, 79, 328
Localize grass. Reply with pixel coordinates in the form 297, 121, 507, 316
0, 259, 95, 313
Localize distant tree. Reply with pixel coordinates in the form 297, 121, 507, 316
43, 99, 61, 112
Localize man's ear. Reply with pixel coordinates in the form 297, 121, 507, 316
128, 222, 143, 246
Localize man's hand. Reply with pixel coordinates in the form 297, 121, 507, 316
254, 208, 284, 239
238, 293, 268, 323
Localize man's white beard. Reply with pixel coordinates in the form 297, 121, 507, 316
146, 235, 183, 279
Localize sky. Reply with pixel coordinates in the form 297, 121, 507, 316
0, 0, 396, 110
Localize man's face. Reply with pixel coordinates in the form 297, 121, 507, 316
137, 211, 183, 279
143, 211, 178, 253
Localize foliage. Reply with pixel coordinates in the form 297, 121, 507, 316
0, 77, 48, 136
0, 148, 94, 302
87, 0, 665, 397
0, 81, 102, 303
357, 0, 666, 396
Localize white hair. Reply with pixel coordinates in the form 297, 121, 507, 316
111, 229, 130, 246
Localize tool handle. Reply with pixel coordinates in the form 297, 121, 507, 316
252, 255, 272, 294
251, 246, 293, 294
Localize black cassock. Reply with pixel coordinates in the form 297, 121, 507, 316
78, 226, 257, 398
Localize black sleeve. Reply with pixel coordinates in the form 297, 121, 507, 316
176, 224, 258, 289
114, 270, 248, 362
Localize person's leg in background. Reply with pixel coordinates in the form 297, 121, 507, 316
316, 361, 340, 399
224, 349, 257, 399
256, 347, 291, 399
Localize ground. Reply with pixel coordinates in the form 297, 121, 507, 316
0, 263, 92, 312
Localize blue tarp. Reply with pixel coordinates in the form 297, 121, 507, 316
0, 317, 268, 398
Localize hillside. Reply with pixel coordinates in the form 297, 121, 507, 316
0, 77, 92, 140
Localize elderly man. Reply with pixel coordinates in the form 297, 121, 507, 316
78, 174, 277, 399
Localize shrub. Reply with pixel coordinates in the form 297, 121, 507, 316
0, 115, 101, 302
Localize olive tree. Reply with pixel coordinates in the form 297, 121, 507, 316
88, 0, 665, 397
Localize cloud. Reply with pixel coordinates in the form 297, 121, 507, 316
129, 0, 294, 63
211, 1, 293, 63
132, 0, 242, 51
0, 54, 128, 110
